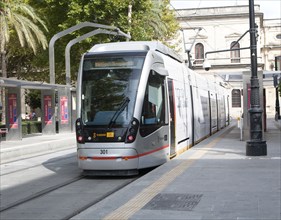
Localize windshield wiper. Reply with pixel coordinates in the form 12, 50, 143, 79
108, 97, 130, 128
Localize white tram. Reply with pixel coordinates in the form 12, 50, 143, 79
75, 41, 229, 175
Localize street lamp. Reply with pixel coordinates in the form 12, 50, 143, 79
246, 0, 267, 156
273, 74, 280, 120
200, 0, 267, 156
274, 56, 281, 120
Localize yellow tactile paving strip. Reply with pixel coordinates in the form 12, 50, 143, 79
103, 126, 234, 220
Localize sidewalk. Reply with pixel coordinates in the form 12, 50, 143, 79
0, 133, 76, 163
72, 119, 281, 220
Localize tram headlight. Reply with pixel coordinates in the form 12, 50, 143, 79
127, 135, 135, 142
76, 118, 85, 144
78, 135, 84, 142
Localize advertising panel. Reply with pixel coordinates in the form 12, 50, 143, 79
44, 95, 52, 124
60, 96, 68, 124
8, 94, 18, 129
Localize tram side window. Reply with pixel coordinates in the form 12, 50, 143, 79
140, 70, 166, 137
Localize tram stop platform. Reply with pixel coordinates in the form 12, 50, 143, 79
0, 132, 76, 163
73, 118, 281, 220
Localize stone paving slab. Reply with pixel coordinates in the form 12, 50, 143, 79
71, 119, 281, 220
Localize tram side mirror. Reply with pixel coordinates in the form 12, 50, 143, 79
153, 67, 168, 76
203, 59, 211, 71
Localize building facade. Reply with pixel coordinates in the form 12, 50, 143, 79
174, 5, 281, 120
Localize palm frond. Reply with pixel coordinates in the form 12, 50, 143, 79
9, 12, 26, 47
0, 0, 48, 54
17, 4, 48, 31
0, 15, 10, 44
17, 14, 48, 50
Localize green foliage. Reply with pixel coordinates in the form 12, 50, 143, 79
22, 121, 42, 135
0, 121, 42, 135
4, 0, 179, 84
25, 89, 41, 110
1, 0, 49, 80
0, 0, 48, 53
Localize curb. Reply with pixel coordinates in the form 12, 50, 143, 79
0, 136, 76, 163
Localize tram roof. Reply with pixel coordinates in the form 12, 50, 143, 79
88, 41, 183, 63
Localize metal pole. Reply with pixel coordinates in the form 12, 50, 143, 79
205, 47, 250, 57
127, 3, 132, 42
49, 22, 131, 84
246, 0, 267, 156
276, 86, 280, 120
182, 28, 202, 68
65, 29, 120, 86
274, 58, 281, 119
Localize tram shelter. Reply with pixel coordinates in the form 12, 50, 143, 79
0, 77, 75, 141
0, 23, 130, 141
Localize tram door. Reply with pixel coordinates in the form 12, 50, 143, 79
168, 79, 176, 156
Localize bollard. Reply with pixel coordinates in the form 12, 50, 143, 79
237, 116, 243, 141
240, 117, 243, 141
237, 117, 241, 128
0, 128, 8, 145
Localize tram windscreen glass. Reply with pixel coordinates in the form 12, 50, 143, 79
81, 55, 145, 127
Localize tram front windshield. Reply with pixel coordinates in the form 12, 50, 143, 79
81, 54, 145, 127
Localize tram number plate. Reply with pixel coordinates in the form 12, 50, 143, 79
100, 149, 108, 154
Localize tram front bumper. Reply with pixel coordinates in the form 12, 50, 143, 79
77, 148, 139, 171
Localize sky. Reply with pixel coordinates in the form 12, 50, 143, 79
170, 0, 281, 19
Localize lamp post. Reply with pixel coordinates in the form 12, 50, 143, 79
273, 74, 280, 120
274, 57, 281, 120
246, 0, 267, 156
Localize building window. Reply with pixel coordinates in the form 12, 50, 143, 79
194, 43, 204, 64
230, 41, 240, 63
232, 89, 241, 107
275, 56, 281, 71
276, 34, 281, 39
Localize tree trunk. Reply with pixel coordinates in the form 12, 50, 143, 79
1, 51, 7, 124
1, 50, 7, 78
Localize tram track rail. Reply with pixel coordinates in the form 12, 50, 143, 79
0, 144, 147, 220
61, 178, 137, 220
0, 146, 75, 165
0, 175, 84, 213
0, 174, 140, 220
0, 153, 75, 176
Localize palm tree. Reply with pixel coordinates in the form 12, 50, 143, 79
0, 0, 48, 77
0, 0, 48, 123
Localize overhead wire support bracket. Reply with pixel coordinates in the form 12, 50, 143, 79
230, 30, 250, 49
49, 22, 131, 85
182, 27, 203, 68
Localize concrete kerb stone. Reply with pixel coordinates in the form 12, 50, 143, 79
0, 134, 76, 163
